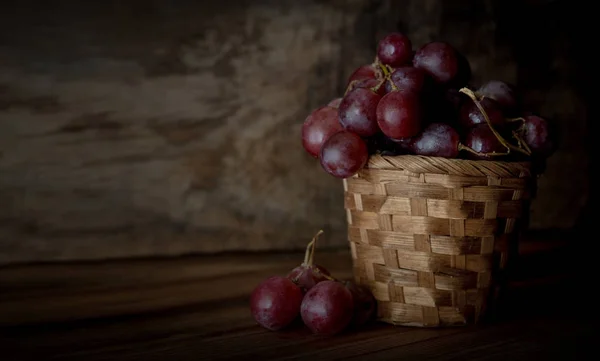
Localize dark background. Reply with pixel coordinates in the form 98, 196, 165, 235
0, 0, 592, 265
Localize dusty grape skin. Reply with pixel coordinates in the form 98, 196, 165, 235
347, 64, 378, 85
287, 264, 331, 292
412, 42, 459, 84
459, 97, 506, 129
377, 32, 413, 67
338, 88, 382, 137
409, 123, 460, 158
301, 106, 343, 158
345, 281, 376, 328
376, 90, 422, 139
522, 115, 555, 157
463, 124, 506, 159
384, 66, 432, 94
300, 280, 355, 335
320, 131, 369, 178
327, 97, 343, 109
477, 80, 519, 115
250, 276, 304, 331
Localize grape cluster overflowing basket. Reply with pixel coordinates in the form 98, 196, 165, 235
301, 33, 556, 327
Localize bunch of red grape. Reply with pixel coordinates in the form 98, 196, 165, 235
250, 230, 376, 335
301, 32, 557, 178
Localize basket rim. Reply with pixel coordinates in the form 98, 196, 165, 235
365, 154, 532, 178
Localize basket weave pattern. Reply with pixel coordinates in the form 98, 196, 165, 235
343, 154, 533, 327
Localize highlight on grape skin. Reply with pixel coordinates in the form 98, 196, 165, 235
301, 105, 343, 158
320, 131, 369, 179
338, 87, 382, 137
406, 123, 460, 158
412, 42, 460, 84
377, 32, 413, 68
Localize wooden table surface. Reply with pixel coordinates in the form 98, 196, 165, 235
0, 235, 593, 361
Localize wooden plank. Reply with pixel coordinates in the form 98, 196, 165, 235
0, 239, 588, 361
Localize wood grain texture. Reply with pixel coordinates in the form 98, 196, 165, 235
0, 0, 590, 264
0, 238, 593, 361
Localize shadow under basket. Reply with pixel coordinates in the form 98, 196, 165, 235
343, 154, 535, 327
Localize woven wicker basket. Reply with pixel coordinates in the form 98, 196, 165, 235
343, 154, 534, 327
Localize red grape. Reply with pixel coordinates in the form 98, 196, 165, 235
301, 280, 355, 335
521, 115, 556, 157
301, 106, 343, 158
412, 42, 460, 84
463, 124, 506, 160
408, 123, 460, 158
327, 97, 343, 109
347, 64, 379, 85
320, 131, 369, 178
459, 97, 506, 129
376, 90, 422, 139
377, 32, 413, 67
344, 281, 376, 328
384, 66, 432, 94
250, 276, 304, 331
338, 88, 382, 137
477, 80, 519, 115
287, 264, 331, 293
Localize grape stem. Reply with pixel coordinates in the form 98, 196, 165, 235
369, 78, 387, 94
459, 87, 531, 156
458, 143, 510, 157
344, 80, 359, 96
512, 130, 532, 154
506, 117, 526, 123
377, 60, 398, 92
303, 229, 323, 266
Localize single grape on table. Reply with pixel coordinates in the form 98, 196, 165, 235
300, 280, 355, 335
250, 276, 304, 331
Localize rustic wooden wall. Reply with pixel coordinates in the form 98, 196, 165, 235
0, 0, 590, 264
